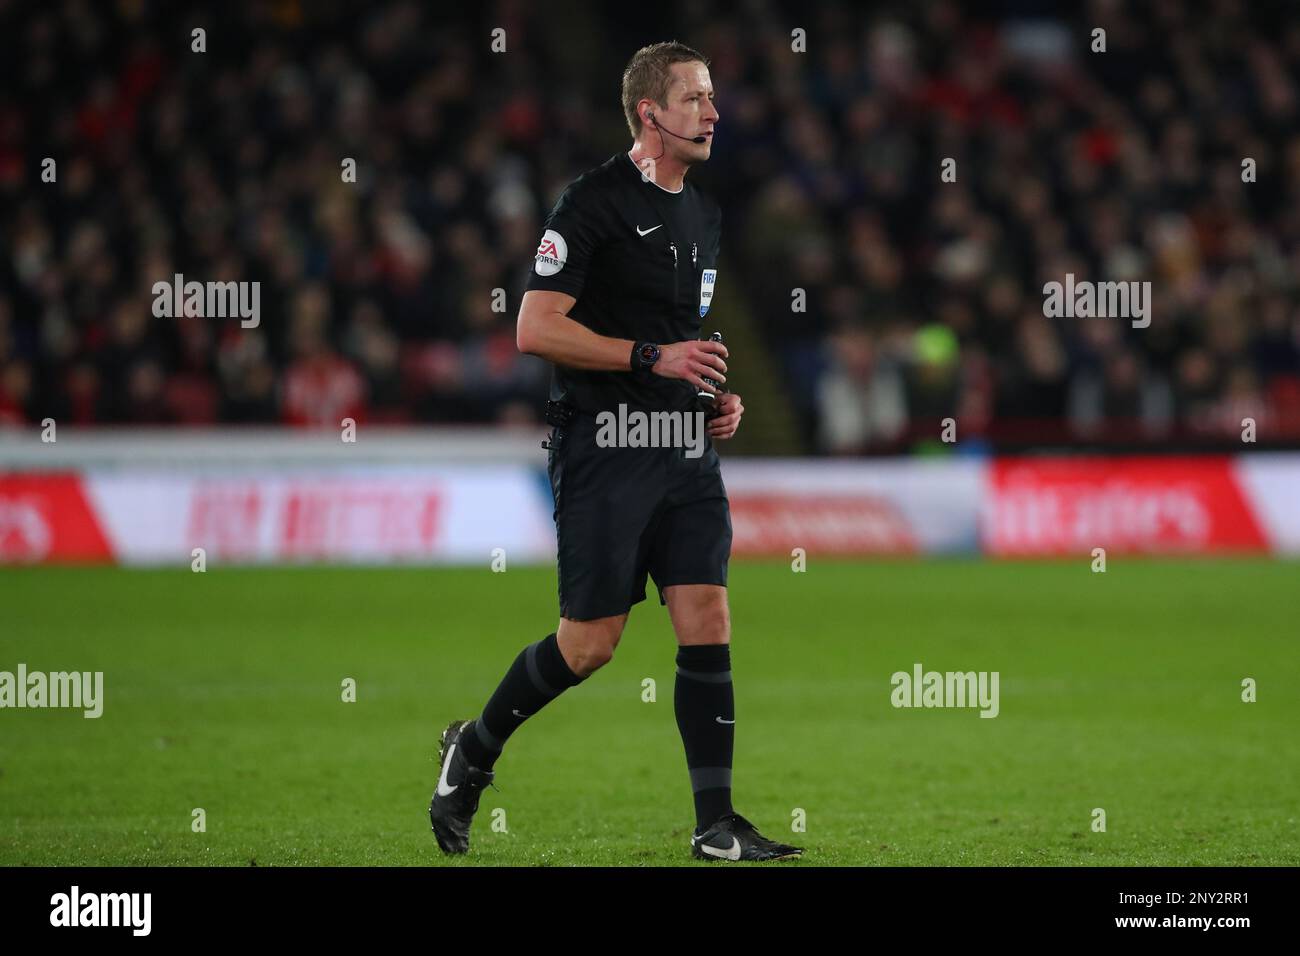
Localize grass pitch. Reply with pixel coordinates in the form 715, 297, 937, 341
1, 559, 1296, 866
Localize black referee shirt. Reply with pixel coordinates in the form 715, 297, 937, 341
525, 151, 722, 414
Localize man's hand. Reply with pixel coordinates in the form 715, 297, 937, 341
707, 392, 744, 439
653, 339, 728, 394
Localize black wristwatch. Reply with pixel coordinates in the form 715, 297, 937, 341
631, 341, 661, 379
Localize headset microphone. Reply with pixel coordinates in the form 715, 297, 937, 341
648, 111, 708, 145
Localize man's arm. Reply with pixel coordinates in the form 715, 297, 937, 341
516, 289, 729, 392
516, 290, 634, 371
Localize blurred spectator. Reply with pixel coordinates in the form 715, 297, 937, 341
816, 323, 906, 453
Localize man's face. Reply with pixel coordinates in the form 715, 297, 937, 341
648, 61, 718, 162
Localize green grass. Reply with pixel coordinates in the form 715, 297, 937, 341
0, 560, 1297, 866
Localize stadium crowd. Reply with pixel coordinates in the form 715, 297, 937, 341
1, 0, 1298, 452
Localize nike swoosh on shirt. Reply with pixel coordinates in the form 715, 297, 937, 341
699, 836, 742, 860
435, 742, 459, 796
636, 224, 663, 237
715, 716, 735, 724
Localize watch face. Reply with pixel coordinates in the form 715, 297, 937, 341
640, 344, 659, 363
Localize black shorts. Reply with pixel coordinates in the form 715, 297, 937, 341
545, 411, 732, 621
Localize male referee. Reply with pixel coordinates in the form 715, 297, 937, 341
429, 41, 802, 862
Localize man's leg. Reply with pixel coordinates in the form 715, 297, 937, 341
458, 614, 627, 771
431, 411, 663, 853
664, 584, 735, 832
663, 581, 803, 861
429, 613, 627, 854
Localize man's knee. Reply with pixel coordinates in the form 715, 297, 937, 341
665, 585, 730, 645
687, 605, 730, 645
557, 614, 627, 676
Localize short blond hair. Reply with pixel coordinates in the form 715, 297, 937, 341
621, 41, 710, 139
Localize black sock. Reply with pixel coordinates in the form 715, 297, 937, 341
674, 643, 735, 831
460, 632, 584, 772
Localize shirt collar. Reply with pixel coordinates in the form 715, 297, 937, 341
624, 150, 684, 195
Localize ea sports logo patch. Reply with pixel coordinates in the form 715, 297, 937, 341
534, 229, 568, 276
699, 269, 717, 317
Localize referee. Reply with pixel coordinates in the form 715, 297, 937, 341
429, 41, 801, 862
